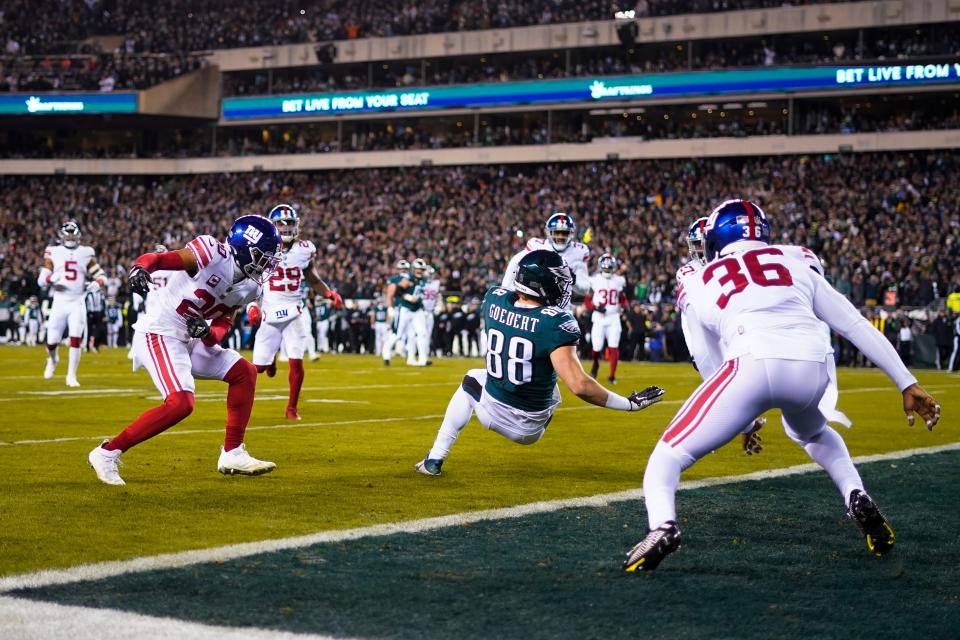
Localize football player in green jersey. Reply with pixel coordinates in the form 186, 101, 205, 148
415, 250, 665, 476
381, 259, 411, 365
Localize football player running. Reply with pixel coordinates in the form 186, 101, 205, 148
381, 259, 410, 365
415, 250, 665, 476
502, 212, 590, 310
586, 253, 627, 384
248, 204, 342, 421
38, 220, 108, 387
88, 215, 283, 486
624, 200, 941, 572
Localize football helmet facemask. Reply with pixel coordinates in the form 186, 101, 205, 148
412, 258, 428, 278
396, 259, 411, 274
514, 249, 573, 309
545, 212, 576, 252
58, 220, 81, 249
227, 215, 282, 284
686, 217, 708, 265
599, 253, 617, 278
268, 204, 300, 244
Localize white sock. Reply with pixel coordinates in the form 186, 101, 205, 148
416, 335, 430, 365
797, 426, 864, 506
381, 333, 395, 360
67, 346, 81, 379
643, 441, 688, 530
427, 386, 476, 461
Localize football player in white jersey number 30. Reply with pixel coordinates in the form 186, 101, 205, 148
249, 204, 343, 421
87, 215, 283, 486
38, 220, 108, 387
586, 253, 626, 384
624, 199, 941, 572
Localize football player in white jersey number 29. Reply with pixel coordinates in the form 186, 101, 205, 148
586, 253, 626, 384
249, 204, 343, 421
38, 220, 108, 387
501, 212, 590, 310
87, 215, 283, 486
624, 200, 941, 572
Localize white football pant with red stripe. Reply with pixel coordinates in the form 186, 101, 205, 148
133, 331, 242, 397
643, 354, 865, 529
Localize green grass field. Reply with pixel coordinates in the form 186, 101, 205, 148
0, 345, 956, 638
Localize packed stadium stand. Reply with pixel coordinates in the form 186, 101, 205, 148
1, 0, 959, 366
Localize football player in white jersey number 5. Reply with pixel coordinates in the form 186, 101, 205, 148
586, 253, 626, 384
87, 216, 283, 486
249, 204, 343, 421
38, 220, 107, 387
624, 200, 941, 572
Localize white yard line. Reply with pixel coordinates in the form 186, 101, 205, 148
2, 441, 957, 594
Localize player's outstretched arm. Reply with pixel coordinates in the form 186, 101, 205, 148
305, 265, 342, 308
550, 345, 664, 411
128, 248, 197, 295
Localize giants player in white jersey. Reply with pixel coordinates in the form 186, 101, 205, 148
422, 265, 442, 358
38, 220, 107, 387
249, 204, 342, 421
586, 253, 627, 384
129, 244, 176, 369
87, 216, 283, 486
624, 200, 941, 572
501, 213, 590, 310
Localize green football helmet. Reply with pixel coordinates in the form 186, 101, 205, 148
514, 250, 573, 308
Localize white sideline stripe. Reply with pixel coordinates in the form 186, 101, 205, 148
0, 596, 347, 640
2, 441, 957, 594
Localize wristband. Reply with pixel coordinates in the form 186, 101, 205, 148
605, 392, 633, 411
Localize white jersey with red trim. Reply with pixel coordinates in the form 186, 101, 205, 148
588, 273, 626, 317
260, 240, 316, 325
501, 238, 591, 297
43, 244, 96, 302
133, 235, 261, 342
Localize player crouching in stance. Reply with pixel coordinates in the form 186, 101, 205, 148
38, 220, 107, 387
88, 216, 283, 486
248, 204, 342, 421
623, 200, 941, 571
415, 250, 665, 476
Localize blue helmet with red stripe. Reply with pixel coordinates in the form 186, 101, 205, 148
686, 216, 708, 265
703, 199, 770, 262
227, 215, 282, 284
545, 212, 576, 252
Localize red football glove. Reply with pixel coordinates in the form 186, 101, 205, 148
247, 304, 261, 326
326, 289, 343, 309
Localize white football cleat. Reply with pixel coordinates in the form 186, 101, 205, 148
217, 444, 276, 476
43, 354, 58, 379
65, 375, 80, 388
88, 442, 125, 486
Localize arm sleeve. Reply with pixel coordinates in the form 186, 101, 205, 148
38, 267, 52, 287
571, 261, 590, 296
680, 306, 723, 380
501, 251, 524, 290
135, 251, 186, 273
812, 278, 916, 391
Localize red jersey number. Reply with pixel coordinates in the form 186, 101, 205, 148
269, 267, 302, 292
594, 289, 619, 306
176, 289, 232, 323
702, 248, 793, 309
64, 260, 79, 281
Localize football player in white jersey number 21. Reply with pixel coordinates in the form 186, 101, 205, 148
38, 220, 108, 387
249, 204, 343, 421
87, 215, 283, 486
624, 199, 941, 572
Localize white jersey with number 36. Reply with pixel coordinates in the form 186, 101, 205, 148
133, 235, 261, 342
261, 240, 316, 324
44, 244, 96, 302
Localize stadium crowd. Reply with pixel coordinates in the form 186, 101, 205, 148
3, 1, 857, 55
0, 51, 206, 92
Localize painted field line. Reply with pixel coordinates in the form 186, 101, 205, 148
2, 442, 957, 594
0, 596, 346, 640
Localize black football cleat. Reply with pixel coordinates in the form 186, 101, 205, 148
414, 458, 443, 476
590, 362, 599, 379
623, 521, 682, 572
847, 490, 895, 556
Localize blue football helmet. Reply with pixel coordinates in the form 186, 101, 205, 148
268, 203, 299, 244
686, 217, 708, 265
598, 253, 617, 277
703, 199, 771, 262
514, 249, 573, 309
227, 215, 282, 284
545, 212, 576, 252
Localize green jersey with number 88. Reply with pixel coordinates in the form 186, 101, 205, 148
481, 286, 581, 412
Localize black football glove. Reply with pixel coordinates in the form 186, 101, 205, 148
128, 265, 153, 296
185, 315, 210, 339
596, 304, 607, 314
627, 386, 665, 411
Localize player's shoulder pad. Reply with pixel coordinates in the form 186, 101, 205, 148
186, 235, 227, 269
525, 238, 545, 251
545, 308, 581, 337
676, 261, 700, 281
780, 244, 824, 276
298, 239, 317, 254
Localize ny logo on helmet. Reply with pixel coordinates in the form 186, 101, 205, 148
243, 227, 264, 244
